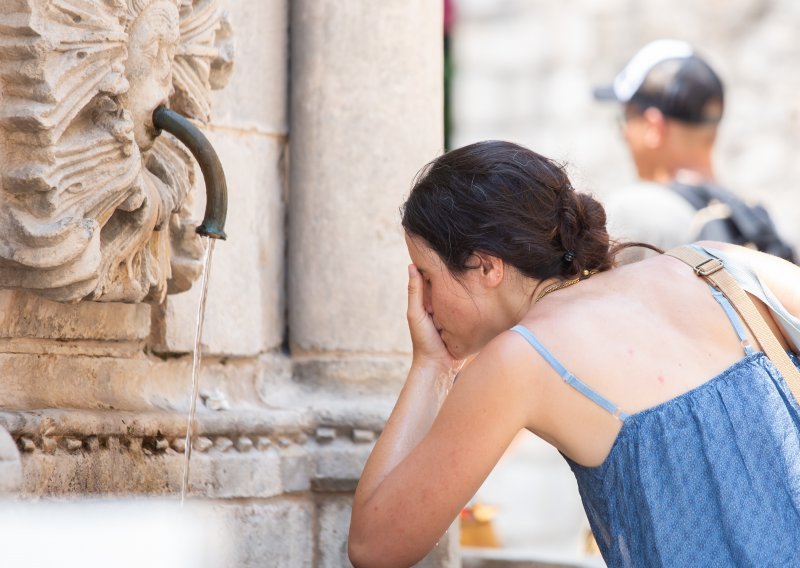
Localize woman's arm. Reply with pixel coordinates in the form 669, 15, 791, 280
351, 264, 463, 500
348, 266, 536, 568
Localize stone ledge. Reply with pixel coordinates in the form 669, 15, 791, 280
12, 431, 372, 499
0, 408, 313, 440
311, 441, 372, 493
2, 406, 384, 498
309, 398, 394, 433
0, 338, 144, 358
17, 440, 299, 499
0, 401, 393, 447
0, 290, 150, 342
0, 352, 269, 413
0, 387, 402, 499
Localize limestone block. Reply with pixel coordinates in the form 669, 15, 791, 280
211, 500, 314, 568
211, 0, 288, 134
17, 433, 290, 498
312, 440, 372, 492
188, 447, 283, 499
0, 354, 164, 412
280, 445, 311, 493
290, 354, 408, 396
0, 428, 21, 494
0, 349, 271, 415
0, 354, 200, 412
158, 131, 285, 356
308, 398, 394, 435
0, 291, 149, 342
289, 0, 443, 354
317, 495, 353, 568
19, 444, 183, 496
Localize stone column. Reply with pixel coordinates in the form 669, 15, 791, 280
288, 1, 450, 566
289, 0, 443, 359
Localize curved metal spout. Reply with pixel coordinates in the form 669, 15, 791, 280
152, 106, 227, 240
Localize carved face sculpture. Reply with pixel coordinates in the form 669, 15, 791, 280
0, 0, 233, 302
124, 1, 180, 152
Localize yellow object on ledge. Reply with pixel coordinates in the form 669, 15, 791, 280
459, 501, 501, 548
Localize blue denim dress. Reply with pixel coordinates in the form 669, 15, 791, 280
512, 286, 800, 567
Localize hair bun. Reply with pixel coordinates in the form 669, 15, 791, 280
557, 192, 609, 277
402, 140, 613, 282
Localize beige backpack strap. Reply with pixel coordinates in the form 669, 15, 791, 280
665, 245, 800, 402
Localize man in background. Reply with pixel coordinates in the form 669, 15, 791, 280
595, 39, 795, 262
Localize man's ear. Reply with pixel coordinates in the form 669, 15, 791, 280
642, 107, 666, 148
471, 252, 504, 288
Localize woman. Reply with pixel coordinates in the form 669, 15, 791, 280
348, 141, 800, 567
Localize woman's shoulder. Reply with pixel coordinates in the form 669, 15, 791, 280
510, 254, 714, 359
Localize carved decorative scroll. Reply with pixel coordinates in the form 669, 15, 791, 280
0, 0, 233, 302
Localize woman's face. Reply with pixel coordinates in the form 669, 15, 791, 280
405, 234, 492, 359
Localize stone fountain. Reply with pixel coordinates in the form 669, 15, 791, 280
0, 1, 449, 565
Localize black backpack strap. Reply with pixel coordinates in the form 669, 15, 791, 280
669, 180, 797, 263
669, 180, 712, 210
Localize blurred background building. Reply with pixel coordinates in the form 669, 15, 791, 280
448, 0, 800, 246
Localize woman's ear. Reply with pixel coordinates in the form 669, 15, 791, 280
471, 252, 504, 288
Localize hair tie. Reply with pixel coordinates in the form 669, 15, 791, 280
563, 250, 576, 263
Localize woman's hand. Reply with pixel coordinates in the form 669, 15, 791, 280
407, 264, 463, 375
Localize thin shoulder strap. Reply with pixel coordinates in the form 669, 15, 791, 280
707, 286, 756, 356
665, 245, 800, 402
511, 325, 630, 421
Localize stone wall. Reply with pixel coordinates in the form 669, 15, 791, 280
0, 1, 447, 566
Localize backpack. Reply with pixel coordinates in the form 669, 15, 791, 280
670, 180, 797, 263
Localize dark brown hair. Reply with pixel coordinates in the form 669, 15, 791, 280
401, 140, 652, 281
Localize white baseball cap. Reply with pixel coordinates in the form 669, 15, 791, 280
594, 39, 724, 124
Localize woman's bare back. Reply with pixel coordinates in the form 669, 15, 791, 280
513, 245, 795, 467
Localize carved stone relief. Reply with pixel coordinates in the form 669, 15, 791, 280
0, 0, 233, 302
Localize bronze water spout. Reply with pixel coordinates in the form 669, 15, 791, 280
152, 106, 228, 240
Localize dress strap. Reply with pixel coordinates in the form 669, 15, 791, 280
707, 285, 755, 356
511, 325, 630, 421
